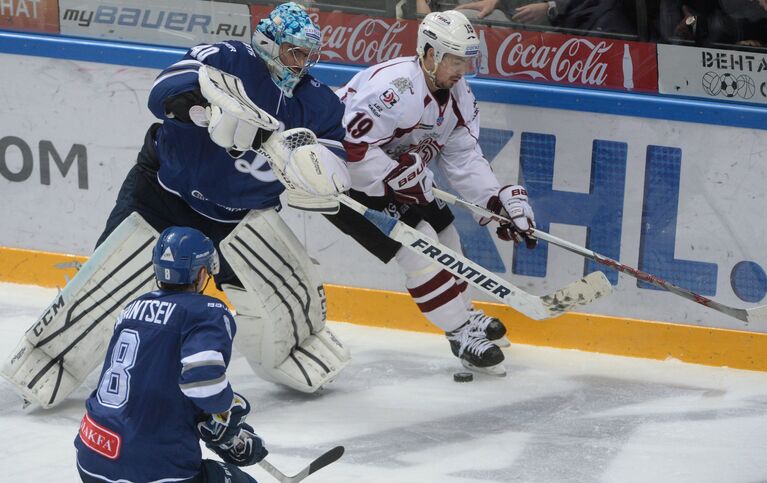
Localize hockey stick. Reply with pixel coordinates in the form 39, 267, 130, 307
336, 193, 611, 320
432, 187, 767, 325
259, 446, 345, 483
201, 67, 611, 320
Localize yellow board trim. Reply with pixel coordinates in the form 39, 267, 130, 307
2, 246, 766, 371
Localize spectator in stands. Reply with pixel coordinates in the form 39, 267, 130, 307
455, 0, 635, 34
417, 0, 525, 22
661, 0, 767, 46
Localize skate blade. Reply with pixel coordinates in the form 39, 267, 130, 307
493, 337, 511, 348
461, 359, 506, 377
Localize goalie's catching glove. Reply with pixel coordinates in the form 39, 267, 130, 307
197, 393, 251, 446
197, 65, 281, 155
207, 423, 268, 467
486, 185, 537, 249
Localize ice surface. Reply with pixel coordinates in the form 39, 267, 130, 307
2, 282, 767, 483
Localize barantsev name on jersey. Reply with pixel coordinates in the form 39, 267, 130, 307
336, 56, 501, 208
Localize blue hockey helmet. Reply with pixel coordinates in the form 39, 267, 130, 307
152, 227, 220, 286
252, 2, 322, 97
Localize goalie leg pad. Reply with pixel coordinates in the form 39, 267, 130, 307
229, 312, 350, 393
220, 210, 350, 393
0, 212, 158, 408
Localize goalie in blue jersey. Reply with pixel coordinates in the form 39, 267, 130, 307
2, 2, 354, 408
75, 226, 267, 483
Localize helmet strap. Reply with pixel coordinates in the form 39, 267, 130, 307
419, 51, 440, 91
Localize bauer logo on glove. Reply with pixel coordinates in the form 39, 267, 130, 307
486, 184, 537, 249
383, 153, 435, 205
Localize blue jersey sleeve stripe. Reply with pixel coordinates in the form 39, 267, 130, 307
180, 351, 227, 384
152, 69, 200, 89
180, 364, 226, 388
190, 385, 234, 415
180, 374, 228, 396
181, 350, 224, 366
181, 359, 225, 374
158, 59, 202, 76
167, 59, 202, 70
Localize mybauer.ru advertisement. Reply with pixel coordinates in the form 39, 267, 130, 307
1, 55, 764, 329
59, 0, 251, 48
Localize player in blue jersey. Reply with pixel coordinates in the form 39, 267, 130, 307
75, 226, 267, 482
2, 2, 352, 408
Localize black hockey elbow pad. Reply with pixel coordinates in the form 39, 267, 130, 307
164, 88, 208, 123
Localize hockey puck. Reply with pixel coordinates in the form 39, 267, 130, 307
453, 372, 474, 382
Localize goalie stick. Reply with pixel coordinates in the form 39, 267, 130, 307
432, 187, 767, 325
259, 446, 345, 483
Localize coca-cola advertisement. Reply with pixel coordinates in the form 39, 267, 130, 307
480, 29, 657, 92
250, 6, 657, 92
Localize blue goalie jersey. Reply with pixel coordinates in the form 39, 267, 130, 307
75, 290, 237, 482
148, 40, 346, 223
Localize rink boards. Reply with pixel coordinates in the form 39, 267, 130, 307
1, 33, 766, 371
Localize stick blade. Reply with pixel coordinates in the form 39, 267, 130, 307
746, 304, 767, 324
539, 271, 613, 318
307, 446, 345, 475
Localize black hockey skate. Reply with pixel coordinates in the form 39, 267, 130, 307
467, 309, 510, 348
446, 322, 506, 376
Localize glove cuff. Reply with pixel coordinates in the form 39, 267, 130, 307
481, 194, 503, 226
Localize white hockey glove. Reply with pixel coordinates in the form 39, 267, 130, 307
486, 185, 537, 248
261, 129, 351, 214
198, 65, 282, 153
286, 144, 351, 196
197, 393, 251, 446
383, 153, 435, 205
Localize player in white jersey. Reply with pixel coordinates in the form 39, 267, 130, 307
331, 10, 537, 375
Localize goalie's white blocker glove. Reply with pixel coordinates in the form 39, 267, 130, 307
197, 64, 282, 154
485, 184, 537, 249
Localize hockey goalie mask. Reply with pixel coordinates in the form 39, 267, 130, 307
417, 10, 480, 80
252, 2, 322, 97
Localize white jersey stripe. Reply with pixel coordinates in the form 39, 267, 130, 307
179, 377, 229, 399
181, 350, 224, 366
152, 69, 200, 89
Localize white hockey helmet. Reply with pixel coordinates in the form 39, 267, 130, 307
251, 2, 322, 97
416, 10, 480, 76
